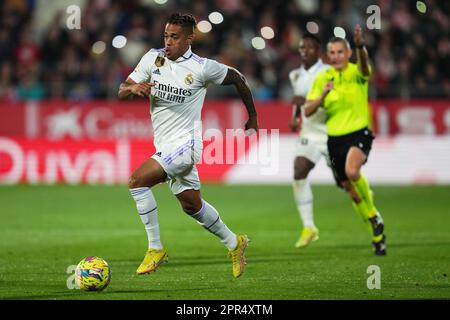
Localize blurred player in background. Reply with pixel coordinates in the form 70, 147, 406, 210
118, 13, 258, 277
288, 35, 330, 248
304, 25, 386, 256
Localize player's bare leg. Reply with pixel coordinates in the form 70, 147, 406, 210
175, 189, 203, 214
129, 158, 169, 274
293, 156, 319, 248
177, 189, 248, 277
129, 158, 167, 189
345, 147, 386, 255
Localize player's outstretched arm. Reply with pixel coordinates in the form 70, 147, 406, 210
221, 68, 258, 133
354, 25, 370, 77
118, 78, 154, 100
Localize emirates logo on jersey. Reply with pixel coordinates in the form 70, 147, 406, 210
184, 73, 194, 85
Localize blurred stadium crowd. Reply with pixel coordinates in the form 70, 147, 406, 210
0, 0, 448, 102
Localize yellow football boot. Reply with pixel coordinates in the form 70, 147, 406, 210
295, 226, 319, 248
228, 234, 249, 278
136, 248, 168, 275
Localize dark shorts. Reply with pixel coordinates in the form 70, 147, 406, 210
327, 127, 375, 184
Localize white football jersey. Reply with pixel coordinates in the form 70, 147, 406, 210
129, 47, 228, 149
289, 59, 330, 144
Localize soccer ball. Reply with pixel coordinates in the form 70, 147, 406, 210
75, 256, 111, 291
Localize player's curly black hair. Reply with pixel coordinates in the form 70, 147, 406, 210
166, 13, 197, 34
303, 34, 321, 46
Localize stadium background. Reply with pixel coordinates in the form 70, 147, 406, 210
0, 0, 449, 301
0, 0, 449, 185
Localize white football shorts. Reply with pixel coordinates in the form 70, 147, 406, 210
295, 135, 330, 166
152, 137, 203, 195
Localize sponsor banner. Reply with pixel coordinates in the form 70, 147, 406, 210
372, 100, 450, 135
0, 100, 254, 140
0, 137, 139, 185
0, 100, 449, 139
1, 135, 449, 185
226, 135, 450, 185
0, 135, 259, 184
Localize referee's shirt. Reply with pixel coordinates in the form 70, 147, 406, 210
306, 63, 372, 137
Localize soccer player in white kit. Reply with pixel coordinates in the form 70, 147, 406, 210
288, 35, 330, 248
118, 13, 258, 278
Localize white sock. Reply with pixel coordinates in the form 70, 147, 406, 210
292, 179, 315, 228
191, 200, 237, 250
130, 187, 163, 250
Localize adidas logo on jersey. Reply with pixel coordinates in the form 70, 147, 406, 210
153, 69, 161, 75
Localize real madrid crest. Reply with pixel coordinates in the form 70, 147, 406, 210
185, 73, 194, 85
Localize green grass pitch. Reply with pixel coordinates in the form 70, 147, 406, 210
0, 184, 449, 300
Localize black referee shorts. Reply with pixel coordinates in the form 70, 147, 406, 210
327, 127, 375, 184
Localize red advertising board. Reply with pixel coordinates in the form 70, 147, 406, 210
0, 136, 256, 184
0, 100, 449, 139
1, 99, 448, 185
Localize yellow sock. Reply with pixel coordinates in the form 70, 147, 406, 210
373, 234, 383, 242
352, 199, 369, 221
352, 175, 376, 218
352, 201, 373, 236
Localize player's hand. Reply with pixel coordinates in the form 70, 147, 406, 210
244, 115, 258, 136
131, 82, 154, 98
288, 117, 300, 132
354, 24, 364, 47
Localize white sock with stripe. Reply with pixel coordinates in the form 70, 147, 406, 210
293, 179, 315, 228
191, 200, 237, 250
130, 187, 163, 250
